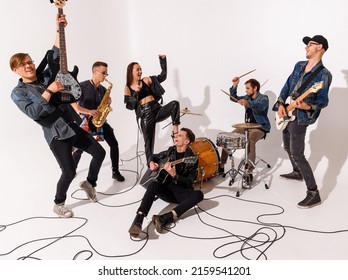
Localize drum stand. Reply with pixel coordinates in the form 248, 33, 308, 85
222, 149, 243, 186
223, 128, 269, 197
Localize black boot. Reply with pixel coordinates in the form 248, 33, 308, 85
128, 212, 145, 237
280, 170, 303, 180
297, 190, 321, 208
113, 170, 125, 182
152, 212, 174, 233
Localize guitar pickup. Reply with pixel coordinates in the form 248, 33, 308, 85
64, 85, 71, 91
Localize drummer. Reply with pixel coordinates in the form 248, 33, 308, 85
219, 77, 271, 176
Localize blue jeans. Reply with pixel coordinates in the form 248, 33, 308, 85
283, 121, 317, 191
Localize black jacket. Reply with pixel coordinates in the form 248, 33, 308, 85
149, 145, 198, 188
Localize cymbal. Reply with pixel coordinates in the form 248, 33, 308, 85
180, 108, 202, 116
232, 122, 262, 129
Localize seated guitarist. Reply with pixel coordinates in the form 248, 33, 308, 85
272, 35, 332, 209
128, 128, 203, 237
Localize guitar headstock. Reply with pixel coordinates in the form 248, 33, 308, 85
184, 156, 198, 164
311, 81, 324, 93
50, 0, 67, 9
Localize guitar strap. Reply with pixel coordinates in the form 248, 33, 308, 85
36, 50, 51, 77
294, 65, 324, 98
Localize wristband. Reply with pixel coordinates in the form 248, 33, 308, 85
278, 101, 285, 107
46, 89, 55, 95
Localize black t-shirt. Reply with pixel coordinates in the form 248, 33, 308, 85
78, 80, 106, 110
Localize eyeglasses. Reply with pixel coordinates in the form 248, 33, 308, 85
306, 42, 319, 48
18, 60, 34, 68
95, 70, 109, 76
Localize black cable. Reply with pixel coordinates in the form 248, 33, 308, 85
162, 193, 348, 260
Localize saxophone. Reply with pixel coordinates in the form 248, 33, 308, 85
92, 78, 113, 128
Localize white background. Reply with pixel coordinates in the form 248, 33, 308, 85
1, 0, 348, 276
1, 0, 348, 174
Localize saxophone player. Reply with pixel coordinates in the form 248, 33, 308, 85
71, 61, 125, 182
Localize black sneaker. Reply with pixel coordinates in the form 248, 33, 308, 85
297, 190, 321, 208
128, 213, 145, 237
218, 166, 225, 175
112, 170, 125, 182
280, 171, 303, 181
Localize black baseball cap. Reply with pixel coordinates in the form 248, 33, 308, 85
303, 35, 329, 51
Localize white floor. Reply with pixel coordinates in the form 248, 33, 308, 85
1, 139, 348, 262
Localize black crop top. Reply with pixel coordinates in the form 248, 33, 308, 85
128, 80, 153, 101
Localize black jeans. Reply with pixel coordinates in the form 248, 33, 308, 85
49, 123, 105, 204
73, 121, 120, 172
138, 181, 203, 218
283, 121, 317, 191
140, 100, 180, 162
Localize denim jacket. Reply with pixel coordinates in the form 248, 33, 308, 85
229, 86, 271, 132
11, 46, 76, 145
272, 60, 332, 125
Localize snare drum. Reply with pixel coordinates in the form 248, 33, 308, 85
190, 137, 220, 182
216, 132, 246, 149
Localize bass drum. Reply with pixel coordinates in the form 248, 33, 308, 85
189, 137, 220, 182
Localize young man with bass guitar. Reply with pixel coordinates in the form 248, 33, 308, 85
273, 35, 332, 208
10, 13, 105, 217
129, 128, 203, 237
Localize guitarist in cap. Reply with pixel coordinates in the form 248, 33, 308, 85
272, 35, 332, 208
128, 128, 203, 237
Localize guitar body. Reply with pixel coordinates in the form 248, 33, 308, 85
140, 168, 172, 187
139, 156, 197, 187
275, 96, 296, 130
275, 81, 324, 130
47, 52, 81, 106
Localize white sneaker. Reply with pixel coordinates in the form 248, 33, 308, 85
53, 203, 74, 218
80, 180, 97, 202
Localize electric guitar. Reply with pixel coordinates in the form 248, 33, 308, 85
140, 156, 197, 187
47, 0, 82, 106
275, 81, 324, 130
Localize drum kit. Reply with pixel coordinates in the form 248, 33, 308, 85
173, 70, 269, 195
165, 105, 269, 196
216, 122, 269, 196
181, 108, 220, 186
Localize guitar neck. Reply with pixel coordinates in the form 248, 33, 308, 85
287, 86, 314, 112
57, 8, 68, 74
158, 157, 187, 169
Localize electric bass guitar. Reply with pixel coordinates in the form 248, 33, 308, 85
47, 0, 82, 106
140, 156, 197, 187
275, 81, 324, 130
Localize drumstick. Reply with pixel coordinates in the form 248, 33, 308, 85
260, 79, 269, 88
238, 68, 256, 79
220, 89, 239, 102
